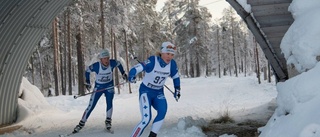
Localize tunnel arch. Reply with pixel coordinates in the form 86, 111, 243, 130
0, 0, 72, 126
0, 0, 294, 126
226, 0, 294, 81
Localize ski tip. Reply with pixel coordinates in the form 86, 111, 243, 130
106, 129, 114, 134
59, 132, 74, 137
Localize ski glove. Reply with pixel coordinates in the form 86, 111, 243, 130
174, 88, 181, 101
128, 75, 136, 83
122, 73, 128, 81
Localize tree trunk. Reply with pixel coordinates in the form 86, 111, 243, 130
67, 10, 72, 95
217, 29, 221, 78
73, 65, 76, 85
53, 18, 59, 96
196, 52, 200, 77
63, 12, 67, 95
240, 58, 243, 73
244, 39, 247, 77
100, 0, 105, 49
123, 29, 132, 93
232, 22, 238, 77
60, 30, 65, 95
168, 1, 173, 41
223, 68, 227, 76
110, 28, 114, 56
193, 7, 200, 77
76, 31, 85, 95
229, 62, 232, 76
189, 54, 194, 78
205, 52, 209, 77
184, 54, 188, 77
112, 32, 120, 94
254, 38, 261, 84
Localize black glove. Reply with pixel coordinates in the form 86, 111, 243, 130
122, 73, 128, 81
174, 87, 181, 101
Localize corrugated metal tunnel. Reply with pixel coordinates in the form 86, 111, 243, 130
0, 0, 72, 126
0, 0, 294, 127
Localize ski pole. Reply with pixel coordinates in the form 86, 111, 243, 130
73, 82, 128, 99
133, 57, 178, 101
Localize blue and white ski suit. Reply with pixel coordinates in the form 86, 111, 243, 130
129, 56, 180, 137
80, 60, 125, 122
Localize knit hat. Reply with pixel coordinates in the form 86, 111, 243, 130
160, 42, 176, 54
98, 49, 110, 58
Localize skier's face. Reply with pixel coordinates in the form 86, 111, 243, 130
161, 53, 174, 64
100, 57, 110, 66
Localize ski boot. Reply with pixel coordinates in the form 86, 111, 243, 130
148, 131, 157, 137
72, 120, 85, 133
105, 118, 112, 130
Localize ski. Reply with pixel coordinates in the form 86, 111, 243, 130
58, 130, 81, 137
58, 132, 75, 137
59, 128, 113, 136
106, 128, 114, 134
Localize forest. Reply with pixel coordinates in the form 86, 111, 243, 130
24, 0, 271, 97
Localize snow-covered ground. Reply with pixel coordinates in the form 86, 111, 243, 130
2, 74, 276, 137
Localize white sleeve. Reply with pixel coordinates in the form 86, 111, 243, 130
133, 63, 144, 75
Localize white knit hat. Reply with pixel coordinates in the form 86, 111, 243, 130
160, 42, 176, 54
98, 49, 110, 58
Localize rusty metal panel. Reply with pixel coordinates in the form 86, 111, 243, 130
0, 0, 72, 126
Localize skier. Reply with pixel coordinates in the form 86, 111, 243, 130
128, 42, 181, 137
73, 49, 127, 133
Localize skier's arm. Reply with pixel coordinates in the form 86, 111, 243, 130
111, 60, 126, 75
85, 65, 93, 84
170, 60, 180, 90
85, 62, 99, 84
128, 62, 145, 80
112, 60, 127, 80
128, 56, 155, 82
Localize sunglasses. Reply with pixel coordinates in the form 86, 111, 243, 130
167, 45, 177, 50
